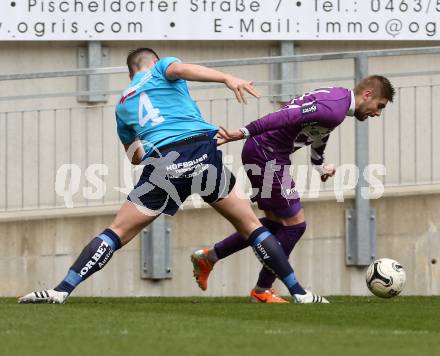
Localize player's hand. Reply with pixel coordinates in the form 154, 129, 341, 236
216, 126, 245, 146
224, 75, 260, 104
320, 163, 336, 182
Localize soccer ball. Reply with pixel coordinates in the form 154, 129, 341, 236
366, 258, 406, 298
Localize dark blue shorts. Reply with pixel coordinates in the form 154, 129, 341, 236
127, 137, 236, 216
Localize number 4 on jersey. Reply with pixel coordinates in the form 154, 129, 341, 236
138, 92, 165, 127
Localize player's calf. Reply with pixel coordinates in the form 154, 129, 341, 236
248, 226, 307, 296
255, 222, 306, 290
54, 228, 122, 295
18, 228, 122, 304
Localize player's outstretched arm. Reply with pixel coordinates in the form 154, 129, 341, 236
166, 63, 260, 104
216, 126, 246, 146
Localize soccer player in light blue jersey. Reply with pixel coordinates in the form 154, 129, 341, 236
19, 48, 326, 304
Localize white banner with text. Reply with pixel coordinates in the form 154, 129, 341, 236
0, 0, 439, 40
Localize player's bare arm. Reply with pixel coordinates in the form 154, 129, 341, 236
216, 126, 246, 146
123, 139, 145, 165
165, 62, 260, 104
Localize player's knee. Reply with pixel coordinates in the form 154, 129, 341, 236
235, 213, 263, 239
293, 220, 307, 234
279, 209, 305, 226
245, 216, 263, 234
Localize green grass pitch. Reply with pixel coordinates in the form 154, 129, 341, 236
1, 296, 439, 356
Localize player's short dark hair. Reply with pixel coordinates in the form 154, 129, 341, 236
126, 48, 160, 78
354, 75, 395, 102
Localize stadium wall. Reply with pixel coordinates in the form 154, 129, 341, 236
1, 192, 439, 297
1, 40, 440, 212
1, 40, 440, 296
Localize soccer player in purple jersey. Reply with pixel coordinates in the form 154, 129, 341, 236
191, 75, 395, 303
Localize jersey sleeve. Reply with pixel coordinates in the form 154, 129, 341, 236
155, 57, 182, 79
310, 133, 330, 166
115, 112, 137, 144
245, 101, 335, 137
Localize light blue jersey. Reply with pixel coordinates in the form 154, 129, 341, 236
115, 57, 218, 156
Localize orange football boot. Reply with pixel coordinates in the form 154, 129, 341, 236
250, 289, 289, 303
191, 248, 214, 291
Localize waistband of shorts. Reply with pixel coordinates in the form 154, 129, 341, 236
156, 134, 210, 153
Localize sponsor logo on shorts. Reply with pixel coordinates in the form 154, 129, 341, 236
165, 154, 210, 178
285, 188, 297, 197
166, 154, 208, 172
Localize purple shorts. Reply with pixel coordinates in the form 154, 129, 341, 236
241, 137, 302, 218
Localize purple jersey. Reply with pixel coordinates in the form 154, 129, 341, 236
245, 87, 354, 165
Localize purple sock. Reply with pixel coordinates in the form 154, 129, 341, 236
256, 222, 307, 289
214, 218, 282, 259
